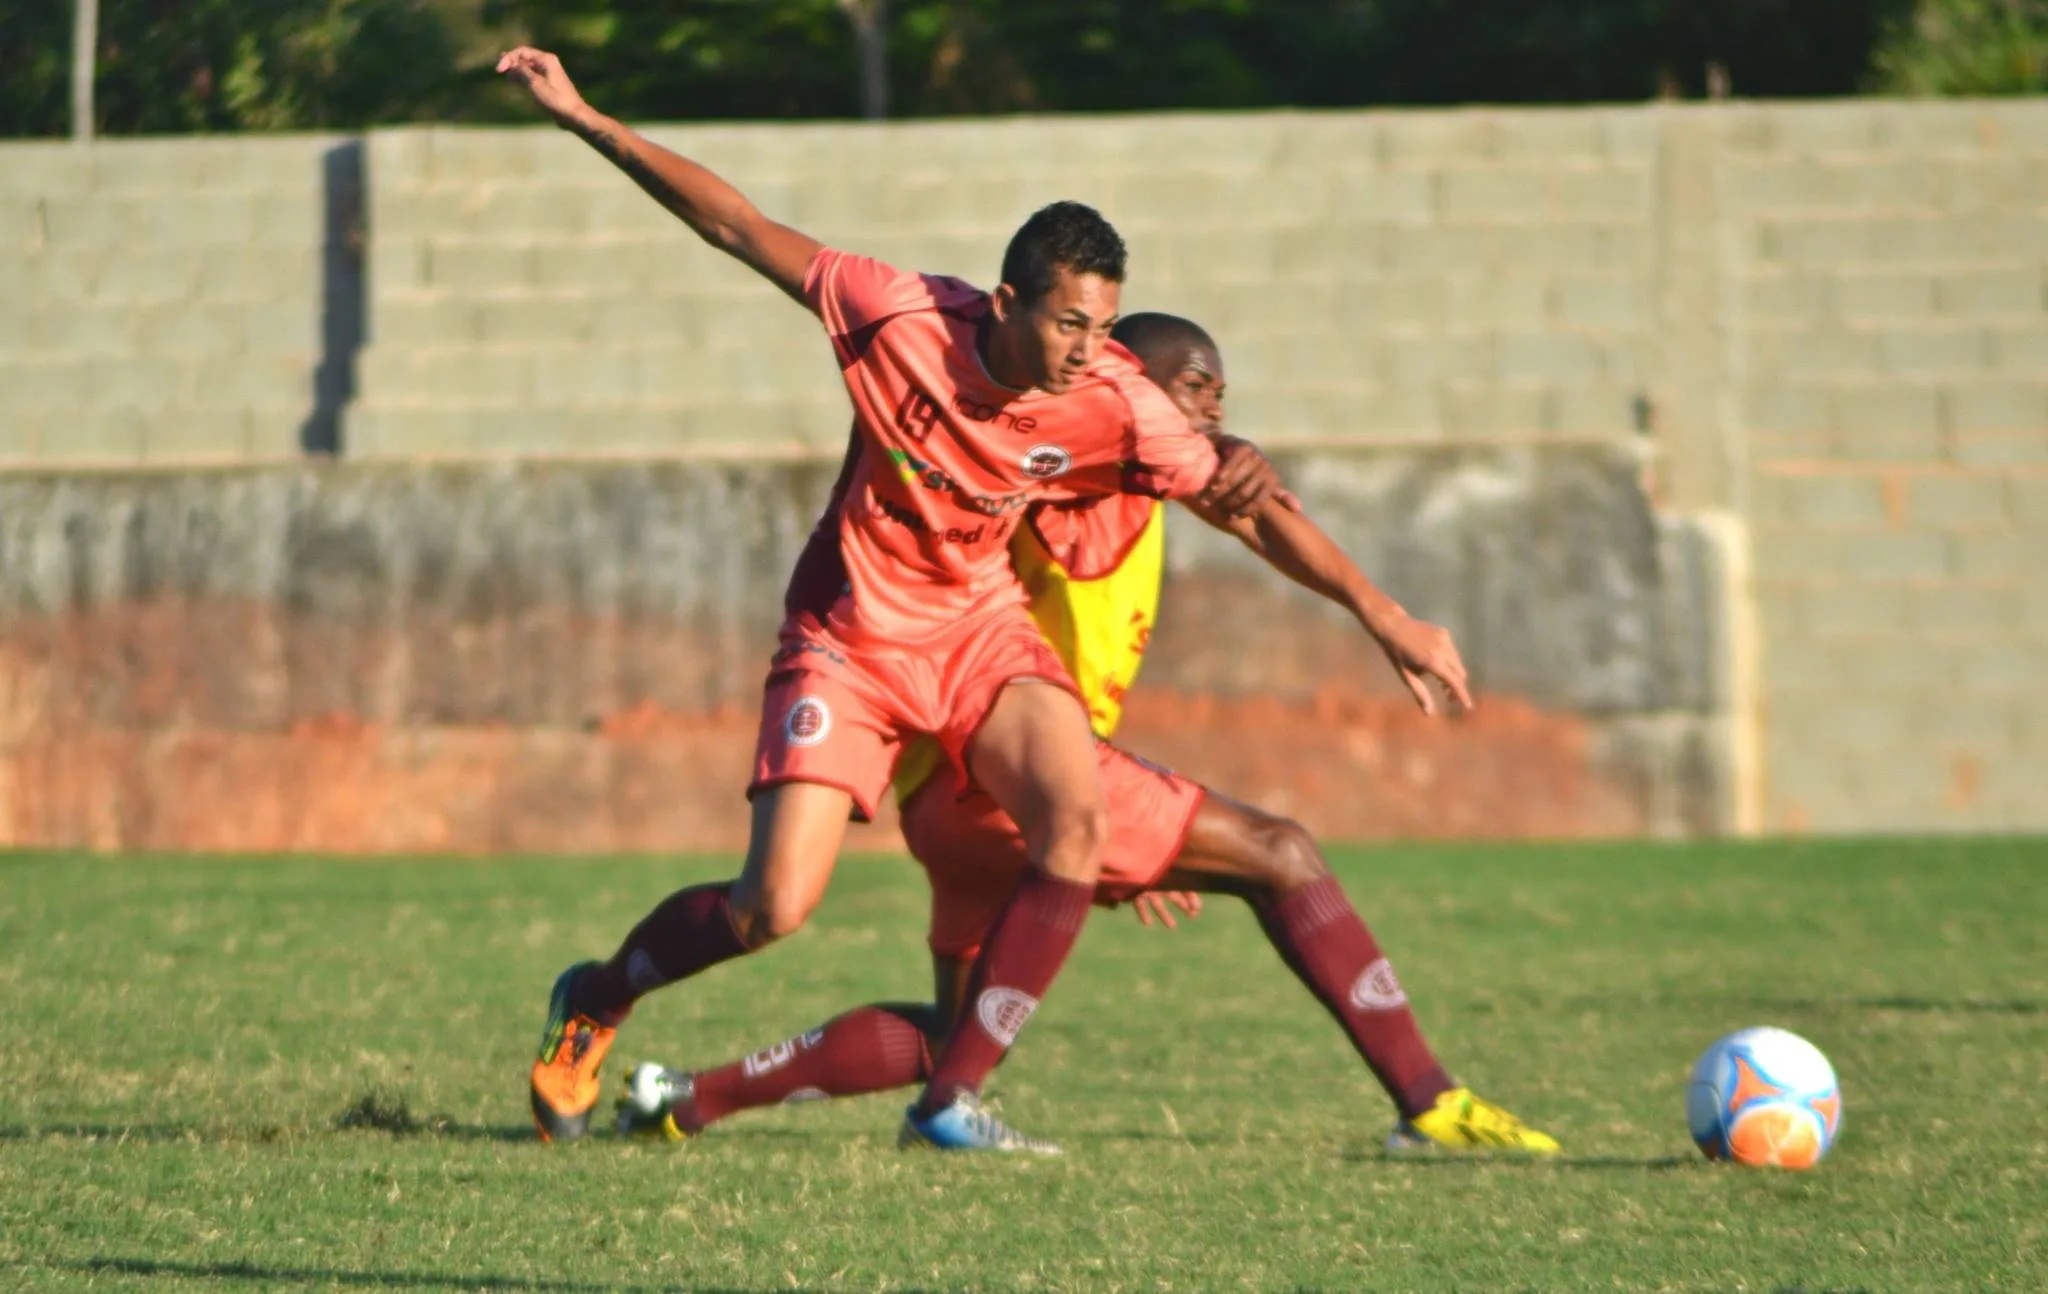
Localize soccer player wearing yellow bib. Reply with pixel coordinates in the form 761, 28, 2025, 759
622, 315, 1560, 1155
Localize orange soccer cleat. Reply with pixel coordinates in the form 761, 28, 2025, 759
529, 961, 617, 1143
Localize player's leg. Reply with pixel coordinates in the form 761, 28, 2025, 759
619, 1000, 940, 1138
613, 767, 1018, 1139
904, 670, 1108, 1147
1153, 789, 1558, 1153
620, 941, 982, 1140
570, 780, 853, 1023
1156, 792, 1454, 1117
529, 783, 854, 1141
529, 664, 891, 1143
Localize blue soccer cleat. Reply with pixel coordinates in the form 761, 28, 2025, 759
898, 1093, 1062, 1155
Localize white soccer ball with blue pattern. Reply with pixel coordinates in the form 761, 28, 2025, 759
1686, 1026, 1841, 1169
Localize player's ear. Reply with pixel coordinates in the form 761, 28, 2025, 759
989, 282, 1019, 324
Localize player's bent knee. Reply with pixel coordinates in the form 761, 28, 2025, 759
732, 887, 818, 947
1039, 802, 1111, 883
1258, 816, 1328, 893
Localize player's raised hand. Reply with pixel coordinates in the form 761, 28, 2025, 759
496, 47, 590, 126
1132, 890, 1203, 929
1370, 611, 1474, 716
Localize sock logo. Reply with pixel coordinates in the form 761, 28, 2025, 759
785, 696, 832, 746
1348, 958, 1408, 1011
624, 948, 665, 993
741, 1028, 827, 1079
975, 987, 1039, 1047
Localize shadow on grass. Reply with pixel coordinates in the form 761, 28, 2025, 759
0, 1120, 535, 1145
333, 1090, 533, 1141
1346, 1150, 1699, 1170
67, 1257, 966, 1294
1547, 994, 2044, 1016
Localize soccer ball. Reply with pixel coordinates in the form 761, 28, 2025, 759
1686, 1027, 1841, 1169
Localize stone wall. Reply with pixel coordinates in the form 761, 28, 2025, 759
2, 99, 2044, 842
1, 135, 358, 464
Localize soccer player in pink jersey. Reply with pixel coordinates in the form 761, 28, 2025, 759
615, 315, 1560, 1155
499, 47, 1470, 1151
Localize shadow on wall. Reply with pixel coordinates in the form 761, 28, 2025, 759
302, 140, 365, 456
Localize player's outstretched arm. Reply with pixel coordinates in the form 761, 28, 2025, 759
497, 47, 822, 303
1188, 496, 1474, 715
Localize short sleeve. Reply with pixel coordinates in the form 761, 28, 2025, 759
1116, 374, 1220, 501
802, 247, 931, 341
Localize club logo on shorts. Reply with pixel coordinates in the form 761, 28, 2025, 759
1021, 444, 1072, 480
975, 987, 1040, 1046
784, 696, 832, 747
1348, 957, 1409, 1011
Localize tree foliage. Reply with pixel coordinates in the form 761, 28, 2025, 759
1869, 0, 2048, 93
3, 0, 476, 137
1, 0, 2031, 138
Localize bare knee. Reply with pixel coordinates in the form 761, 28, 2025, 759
1256, 815, 1327, 895
731, 885, 818, 948
1037, 801, 1111, 884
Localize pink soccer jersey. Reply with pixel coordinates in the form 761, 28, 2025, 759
797, 247, 1219, 650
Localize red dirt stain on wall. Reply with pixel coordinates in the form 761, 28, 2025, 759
0, 689, 1637, 854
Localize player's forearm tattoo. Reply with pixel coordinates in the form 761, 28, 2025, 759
577, 120, 677, 209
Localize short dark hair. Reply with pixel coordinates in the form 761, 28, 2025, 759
999, 201, 1127, 305
1110, 312, 1217, 372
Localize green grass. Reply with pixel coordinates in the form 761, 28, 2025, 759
2, 840, 2045, 1292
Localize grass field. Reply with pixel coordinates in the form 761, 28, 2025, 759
2, 840, 2044, 1292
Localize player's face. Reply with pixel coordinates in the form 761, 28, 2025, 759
995, 266, 1122, 394
1156, 344, 1227, 438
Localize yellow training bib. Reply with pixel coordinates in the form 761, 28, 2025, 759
891, 501, 1166, 805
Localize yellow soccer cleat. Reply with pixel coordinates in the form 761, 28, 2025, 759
1385, 1087, 1562, 1155
529, 961, 618, 1143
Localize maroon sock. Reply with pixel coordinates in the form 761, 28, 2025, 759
571, 882, 750, 1026
917, 870, 1093, 1115
685, 1004, 934, 1132
1258, 875, 1454, 1120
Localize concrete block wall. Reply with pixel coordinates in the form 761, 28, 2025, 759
3, 100, 2045, 840
1, 136, 356, 466
347, 112, 1656, 456
1706, 102, 2048, 831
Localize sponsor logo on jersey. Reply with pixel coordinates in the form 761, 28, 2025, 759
873, 496, 1013, 544
772, 640, 847, 667
1021, 444, 1072, 479
975, 987, 1039, 1046
1347, 957, 1409, 1011
785, 697, 832, 747
895, 388, 1040, 441
886, 449, 1031, 516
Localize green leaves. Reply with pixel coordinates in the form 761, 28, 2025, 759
1870, 0, 2048, 94
4, 0, 2042, 137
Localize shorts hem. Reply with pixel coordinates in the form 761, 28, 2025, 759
1095, 779, 1207, 905
747, 774, 879, 825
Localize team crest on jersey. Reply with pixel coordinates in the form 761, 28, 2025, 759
784, 697, 832, 747
1021, 444, 1072, 480
1348, 958, 1408, 1011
